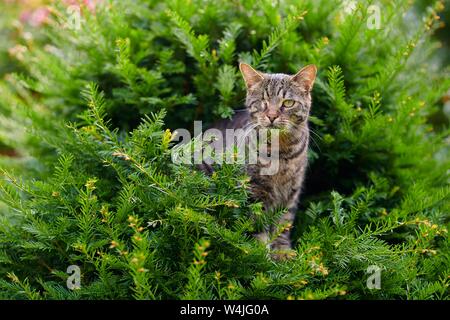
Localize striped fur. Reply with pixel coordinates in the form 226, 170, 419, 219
210, 64, 317, 259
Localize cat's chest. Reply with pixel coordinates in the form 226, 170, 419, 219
248, 156, 305, 206
268, 157, 301, 181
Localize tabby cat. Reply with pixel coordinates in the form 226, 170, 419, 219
206, 63, 317, 259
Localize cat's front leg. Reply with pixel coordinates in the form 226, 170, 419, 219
270, 209, 296, 260
254, 230, 271, 248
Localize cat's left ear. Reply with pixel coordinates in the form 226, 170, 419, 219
291, 64, 317, 92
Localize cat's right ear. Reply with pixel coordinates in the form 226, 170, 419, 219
291, 64, 317, 92
239, 63, 264, 89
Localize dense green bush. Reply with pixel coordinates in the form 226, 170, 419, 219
0, 0, 449, 299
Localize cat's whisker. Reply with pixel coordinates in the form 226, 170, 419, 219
241, 124, 257, 137
307, 127, 322, 152
239, 125, 258, 141
280, 119, 296, 131
237, 122, 259, 147
241, 121, 258, 130
277, 119, 320, 152
308, 133, 321, 152
308, 127, 322, 140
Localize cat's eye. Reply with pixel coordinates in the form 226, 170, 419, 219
282, 100, 295, 108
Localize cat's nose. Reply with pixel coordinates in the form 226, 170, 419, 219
266, 112, 280, 123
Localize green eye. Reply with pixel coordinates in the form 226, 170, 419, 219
283, 100, 295, 108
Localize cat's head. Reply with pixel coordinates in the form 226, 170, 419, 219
239, 63, 317, 131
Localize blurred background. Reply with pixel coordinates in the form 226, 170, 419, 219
1, 0, 448, 156
0, 0, 448, 300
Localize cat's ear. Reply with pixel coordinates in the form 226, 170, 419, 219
291, 64, 317, 92
239, 63, 264, 89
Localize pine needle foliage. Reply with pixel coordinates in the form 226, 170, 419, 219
0, 0, 449, 300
